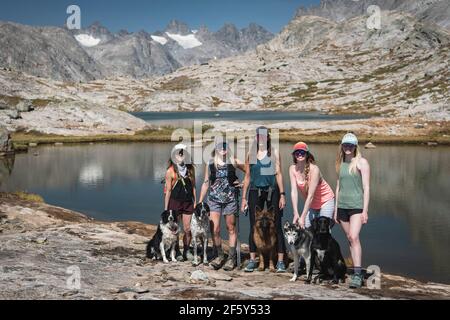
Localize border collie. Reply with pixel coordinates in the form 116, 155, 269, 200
146, 210, 179, 263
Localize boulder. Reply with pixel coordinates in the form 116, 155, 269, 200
15, 100, 34, 112
365, 142, 376, 149
7, 110, 21, 120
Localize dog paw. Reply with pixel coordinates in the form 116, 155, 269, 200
258, 267, 265, 272
289, 276, 297, 282
163, 259, 169, 264
203, 261, 209, 266
305, 279, 311, 284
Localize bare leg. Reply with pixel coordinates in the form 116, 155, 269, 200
348, 214, 363, 268
340, 216, 363, 268
210, 212, 222, 248
225, 215, 237, 248
182, 214, 192, 251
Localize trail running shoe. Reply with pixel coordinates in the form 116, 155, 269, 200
276, 261, 287, 273
349, 273, 363, 289
244, 260, 258, 272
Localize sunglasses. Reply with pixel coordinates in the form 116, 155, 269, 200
294, 149, 307, 157
216, 143, 227, 151
342, 143, 356, 149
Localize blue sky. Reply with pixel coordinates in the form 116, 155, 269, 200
0, 0, 320, 33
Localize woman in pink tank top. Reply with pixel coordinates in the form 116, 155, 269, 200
289, 142, 335, 229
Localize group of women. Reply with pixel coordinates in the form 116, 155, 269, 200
163, 127, 370, 289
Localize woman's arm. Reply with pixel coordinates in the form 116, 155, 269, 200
299, 165, 320, 228
274, 149, 286, 209
164, 169, 173, 210
234, 157, 246, 173
240, 153, 251, 213
334, 179, 340, 224
358, 158, 370, 224
198, 164, 210, 204
289, 165, 300, 224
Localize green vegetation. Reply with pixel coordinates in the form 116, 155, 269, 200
13, 191, 44, 203
159, 76, 201, 91
11, 124, 216, 147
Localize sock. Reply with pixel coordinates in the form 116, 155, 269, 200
228, 246, 236, 260
215, 245, 223, 257
354, 266, 362, 275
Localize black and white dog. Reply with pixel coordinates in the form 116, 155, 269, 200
191, 202, 210, 266
146, 210, 180, 263
310, 216, 347, 284
284, 221, 314, 283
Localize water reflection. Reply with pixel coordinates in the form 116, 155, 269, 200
1, 143, 449, 284
0, 155, 15, 188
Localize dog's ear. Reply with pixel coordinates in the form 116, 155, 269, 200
283, 221, 290, 231
255, 206, 263, 214
267, 205, 274, 213
312, 217, 319, 231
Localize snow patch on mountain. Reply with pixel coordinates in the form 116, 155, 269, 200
151, 35, 168, 45
75, 34, 101, 47
165, 32, 202, 49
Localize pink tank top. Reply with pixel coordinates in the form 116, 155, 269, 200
295, 170, 335, 210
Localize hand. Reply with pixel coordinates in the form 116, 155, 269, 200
299, 214, 306, 229
334, 210, 340, 225
279, 195, 286, 210
241, 198, 248, 214
293, 213, 300, 225
361, 211, 368, 224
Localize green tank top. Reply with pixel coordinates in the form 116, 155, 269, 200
250, 155, 276, 189
338, 162, 364, 209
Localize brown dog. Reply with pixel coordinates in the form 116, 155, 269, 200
253, 206, 277, 272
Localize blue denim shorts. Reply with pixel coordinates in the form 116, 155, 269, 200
207, 199, 238, 216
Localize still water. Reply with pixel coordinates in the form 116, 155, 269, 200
1, 142, 449, 284
132, 111, 371, 128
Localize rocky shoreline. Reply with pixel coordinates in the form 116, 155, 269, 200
0, 192, 449, 300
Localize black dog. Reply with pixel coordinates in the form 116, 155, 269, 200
309, 216, 346, 284
146, 210, 180, 263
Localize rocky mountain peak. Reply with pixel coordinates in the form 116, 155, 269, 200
165, 20, 192, 35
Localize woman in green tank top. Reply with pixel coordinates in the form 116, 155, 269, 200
334, 133, 370, 289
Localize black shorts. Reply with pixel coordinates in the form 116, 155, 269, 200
337, 208, 363, 222
168, 198, 194, 215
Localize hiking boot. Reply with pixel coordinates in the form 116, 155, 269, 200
244, 260, 258, 272
349, 273, 363, 289
210, 254, 226, 270
223, 257, 236, 271
276, 261, 287, 273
